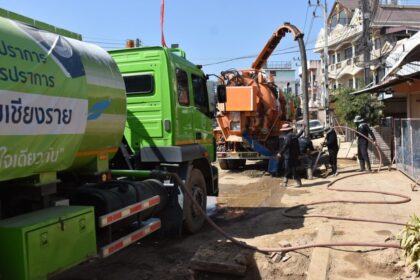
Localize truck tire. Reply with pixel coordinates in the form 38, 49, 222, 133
219, 159, 229, 170
227, 159, 246, 170
184, 168, 207, 233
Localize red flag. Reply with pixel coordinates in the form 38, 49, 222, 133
160, 0, 167, 48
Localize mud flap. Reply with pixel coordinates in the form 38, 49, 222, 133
159, 190, 183, 237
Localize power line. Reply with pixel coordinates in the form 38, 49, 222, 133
201, 38, 318, 66
303, 5, 310, 34
306, 7, 318, 45
202, 47, 317, 67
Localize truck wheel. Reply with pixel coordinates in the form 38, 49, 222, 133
227, 159, 246, 170
219, 159, 229, 170
184, 168, 207, 233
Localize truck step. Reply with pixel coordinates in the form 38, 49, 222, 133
100, 218, 161, 257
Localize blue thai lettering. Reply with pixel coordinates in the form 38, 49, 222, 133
1, 97, 75, 126
54, 109, 61, 124
5, 103, 9, 123
62, 109, 72, 124
23, 106, 34, 124
45, 108, 53, 124
11, 98, 22, 124
35, 107, 45, 124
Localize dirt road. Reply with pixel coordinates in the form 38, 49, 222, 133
54, 159, 420, 280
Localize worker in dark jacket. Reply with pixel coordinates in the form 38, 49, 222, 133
299, 133, 315, 179
277, 123, 302, 187
354, 115, 376, 172
324, 126, 339, 176
298, 135, 315, 154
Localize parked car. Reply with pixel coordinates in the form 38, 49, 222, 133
308, 119, 324, 138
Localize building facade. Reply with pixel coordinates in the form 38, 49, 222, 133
262, 61, 296, 95
314, 0, 420, 96
297, 60, 326, 122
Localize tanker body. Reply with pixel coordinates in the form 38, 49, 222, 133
214, 69, 294, 170
0, 9, 218, 280
214, 23, 307, 170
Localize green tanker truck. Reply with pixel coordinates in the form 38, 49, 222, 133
0, 9, 218, 280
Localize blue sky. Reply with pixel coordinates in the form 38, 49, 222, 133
0, 0, 335, 76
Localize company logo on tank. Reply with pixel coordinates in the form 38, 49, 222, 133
0, 90, 87, 135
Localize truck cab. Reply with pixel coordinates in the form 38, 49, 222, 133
109, 47, 214, 159
109, 46, 219, 231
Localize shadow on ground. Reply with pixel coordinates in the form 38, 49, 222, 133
52, 204, 308, 280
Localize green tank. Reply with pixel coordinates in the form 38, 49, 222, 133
0, 16, 127, 181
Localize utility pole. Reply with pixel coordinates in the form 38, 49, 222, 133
310, 0, 330, 125
361, 0, 372, 85
322, 0, 329, 126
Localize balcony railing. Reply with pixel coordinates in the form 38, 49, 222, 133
380, 0, 420, 6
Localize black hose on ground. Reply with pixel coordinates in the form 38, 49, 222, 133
168, 171, 404, 253
164, 125, 410, 254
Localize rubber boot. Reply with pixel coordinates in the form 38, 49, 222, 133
367, 161, 372, 172
294, 178, 302, 187
359, 160, 366, 172
306, 168, 313, 180
281, 177, 288, 187
332, 165, 338, 176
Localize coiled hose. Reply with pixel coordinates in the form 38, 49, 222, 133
168, 125, 412, 253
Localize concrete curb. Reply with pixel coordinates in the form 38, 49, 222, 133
307, 224, 333, 280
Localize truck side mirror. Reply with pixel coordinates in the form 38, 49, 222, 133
217, 85, 227, 103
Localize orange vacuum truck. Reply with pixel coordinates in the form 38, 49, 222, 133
214, 22, 310, 170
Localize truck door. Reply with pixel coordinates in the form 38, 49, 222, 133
191, 74, 213, 152
174, 68, 194, 145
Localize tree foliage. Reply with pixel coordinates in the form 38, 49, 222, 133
332, 88, 384, 127
399, 215, 420, 275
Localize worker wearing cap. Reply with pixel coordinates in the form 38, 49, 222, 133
277, 123, 302, 187
324, 126, 339, 176
354, 115, 376, 172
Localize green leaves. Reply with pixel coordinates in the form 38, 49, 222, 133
399, 214, 420, 274
333, 88, 384, 127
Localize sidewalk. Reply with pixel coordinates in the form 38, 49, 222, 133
337, 141, 357, 159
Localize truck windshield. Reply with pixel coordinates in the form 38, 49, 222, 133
123, 74, 154, 94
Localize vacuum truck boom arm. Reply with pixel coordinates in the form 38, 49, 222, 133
251, 22, 304, 70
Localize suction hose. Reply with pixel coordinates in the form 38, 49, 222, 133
169, 125, 410, 253
167, 172, 407, 253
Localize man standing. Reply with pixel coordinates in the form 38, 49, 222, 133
354, 115, 376, 172
298, 132, 315, 179
277, 123, 302, 187
325, 126, 339, 176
